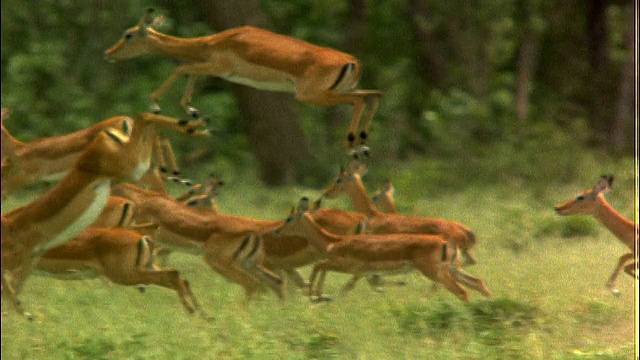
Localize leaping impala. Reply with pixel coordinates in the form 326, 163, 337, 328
273, 197, 492, 303
1, 108, 199, 199
1, 112, 208, 317
554, 175, 638, 296
104, 8, 382, 156
322, 162, 479, 266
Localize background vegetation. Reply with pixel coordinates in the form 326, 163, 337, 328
1, 0, 637, 359
1, 0, 636, 186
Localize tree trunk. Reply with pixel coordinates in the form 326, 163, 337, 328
612, 1, 634, 154
323, 0, 368, 157
515, 3, 544, 143
586, 0, 615, 145
200, 0, 309, 186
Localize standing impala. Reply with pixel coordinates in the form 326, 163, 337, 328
1, 112, 208, 316
554, 175, 637, 296
104, 8, 382, 155
322, 162, 479, 265
273, 198, 492, 303
1, 108, 197, 198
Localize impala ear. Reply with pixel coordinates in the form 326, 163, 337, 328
297, 197, 310, 213
348, 160, 367, 177
594, 175, 613, 194
139, 8, 163, 36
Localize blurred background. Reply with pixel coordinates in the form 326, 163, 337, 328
1, 0, 636, 190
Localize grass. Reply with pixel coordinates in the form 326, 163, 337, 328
2, 168, 638, 359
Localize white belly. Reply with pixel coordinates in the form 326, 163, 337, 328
223, 75, 295, 92
35, 181, 111, 254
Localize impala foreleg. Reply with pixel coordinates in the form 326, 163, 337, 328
606, 252, 635, 296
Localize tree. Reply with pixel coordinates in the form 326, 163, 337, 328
199, 0, 310, 186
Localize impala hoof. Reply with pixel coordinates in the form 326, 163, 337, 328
311, 295, 333, 303
150, 104, 161, 114
350, 146, 370, 160
186, 106, 200, 119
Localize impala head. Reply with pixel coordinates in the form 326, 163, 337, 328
104, 8, 165, 62
322, 161, 367, 199
184, 177, 224, 209
273, 197, 311, 236
371, 180, 394, 201
554, 175, 614, 216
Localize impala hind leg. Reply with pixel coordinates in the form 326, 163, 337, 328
606, 252, 635, 296
308, 261, 333, 302
353, 90, 381, 156
121, 269, 199, 314
234, 235, 285, 301
414, 261, 470, 303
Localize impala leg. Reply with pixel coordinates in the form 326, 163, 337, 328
159, 135, 180, 178
181, 75, 200, 118
606, 252, 635, 296
124, 269, 198, 314
352, 90, 381, 150
340, 274, 363, 295
365, 274, 407, 291
235, 237, 285, 301
284, 269, 310, 291
314, 265, 333, 302
461, 249, 478, 266
448, 266, 492, 298
308, 263, 323, 298
205, 259, 262, 303
415, 258, 470, 303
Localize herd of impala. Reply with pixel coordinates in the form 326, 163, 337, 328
1, 9, 636, 319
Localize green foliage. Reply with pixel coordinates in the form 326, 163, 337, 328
1, 1, 634, 184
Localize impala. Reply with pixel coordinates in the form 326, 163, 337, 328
175, 176, 225, 214
111, 183, 286, 301
1, 112, 208, 316
104, 8, 382, 155
322, 162, 479, 265
34, 227, 199, 313
554, 175, 637, 296
273, 197, 492, 302
1, 108, 197, 199
113, 183, 391, 297
371, 180, 397, 213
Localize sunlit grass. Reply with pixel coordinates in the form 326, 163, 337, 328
2, 171, 637, 359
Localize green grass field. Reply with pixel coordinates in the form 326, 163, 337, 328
2, 163, 637, 359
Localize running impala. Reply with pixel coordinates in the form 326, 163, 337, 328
322, 161, 479, 265
554, 175, 637, 296
1, 112, 208, 317
273, 197, 492, 302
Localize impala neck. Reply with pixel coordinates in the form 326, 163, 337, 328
594, 195, 636, 250
147, 29, 211, 63
302, 213, 343, 252
7, 169, 111, 255
349, 176, 380, 217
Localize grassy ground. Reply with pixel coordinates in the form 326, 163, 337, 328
2, 165, 637, 359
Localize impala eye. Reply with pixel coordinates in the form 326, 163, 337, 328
576, 195, 584, 201
124, 33, 133, 40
